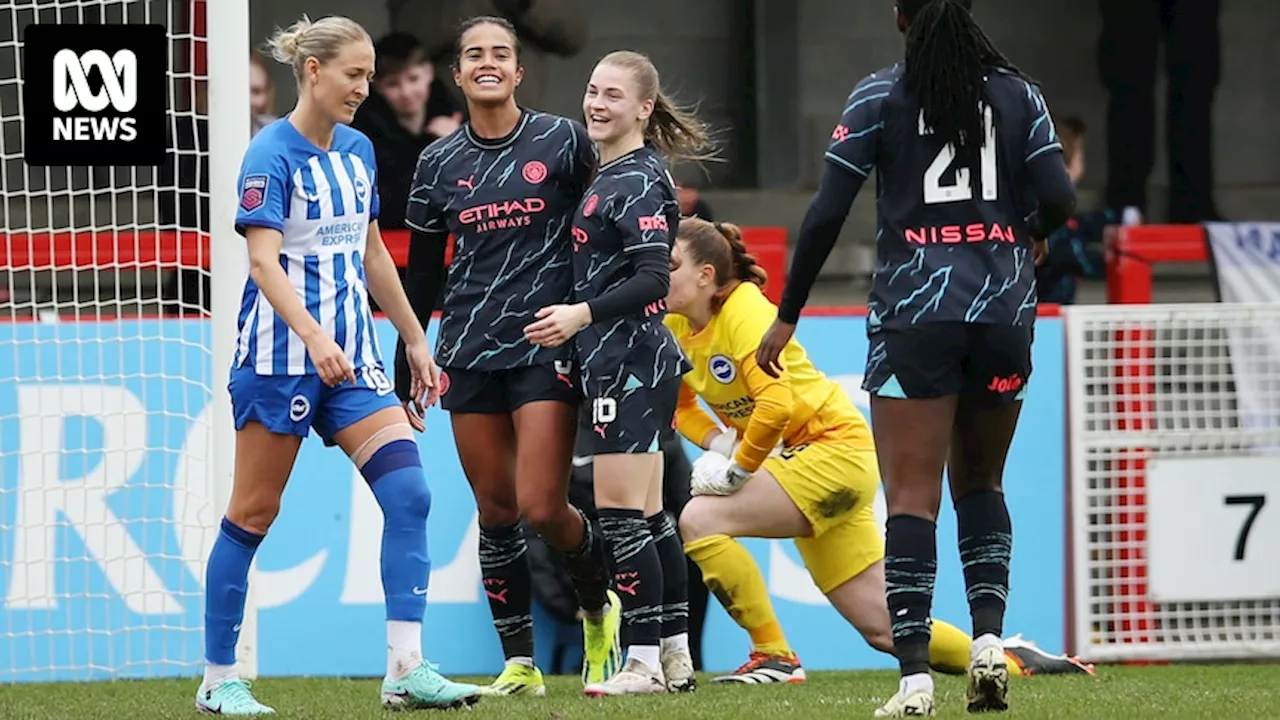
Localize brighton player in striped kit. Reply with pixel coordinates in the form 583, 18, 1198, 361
196, 16, 481, 715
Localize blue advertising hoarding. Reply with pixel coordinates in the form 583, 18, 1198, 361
0, 315, 1065, 681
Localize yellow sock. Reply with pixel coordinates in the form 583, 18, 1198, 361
928, 619, 973, 675
927, 620, 1022, 677
685, 534, 793, 658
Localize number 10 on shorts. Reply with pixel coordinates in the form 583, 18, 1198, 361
1146, 456, 1280, 603
592, 397, 617, 425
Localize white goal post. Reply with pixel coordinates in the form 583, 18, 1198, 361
1064, 303, 1280, 663
1, 0, 250, 681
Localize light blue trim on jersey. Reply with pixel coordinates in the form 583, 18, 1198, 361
844, 122, 885, 139
1021, 78, 1061, 163
825, 152, 872, 177
1026, 142, 1064, 163
844, 91, 891, 115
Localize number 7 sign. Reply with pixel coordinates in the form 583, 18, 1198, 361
1224, 494, 1266, 561
1147, 457, 1280, 603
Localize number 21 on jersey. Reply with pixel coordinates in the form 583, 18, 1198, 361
921, 105, 997, 205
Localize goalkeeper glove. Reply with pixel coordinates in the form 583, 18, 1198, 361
707, 428, 738, 458
691, 452, 751, 496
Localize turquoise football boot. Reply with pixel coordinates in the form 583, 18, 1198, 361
381, 660, 483, 710
195, 679, 275, 716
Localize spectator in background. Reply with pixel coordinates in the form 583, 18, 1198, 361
673, 165, 715, 222
1099, 0, 1223, 223
249, 51, 279, 136
677, 181, 715, 223
351, 33, 464, 231
1035, 116, 1112, 305
387, 0, 588, 110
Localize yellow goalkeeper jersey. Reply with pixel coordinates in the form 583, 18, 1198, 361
663, 282, 874, 473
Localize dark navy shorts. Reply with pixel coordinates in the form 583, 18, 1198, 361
577, 377, 681, 456
438, 360, 581, 414
862, 322, 1033, 403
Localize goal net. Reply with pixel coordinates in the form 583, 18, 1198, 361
1065, 302, 1280, 663
1, 0, 246, 681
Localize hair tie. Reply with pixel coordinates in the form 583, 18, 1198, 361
713, 221, 725, 234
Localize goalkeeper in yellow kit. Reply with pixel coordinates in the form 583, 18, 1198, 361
664, 217, 1090, 684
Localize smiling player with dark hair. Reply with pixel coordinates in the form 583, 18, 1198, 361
394, 15, 619, 698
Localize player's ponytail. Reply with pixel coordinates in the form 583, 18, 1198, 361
265, 14, 371, 84
648, 89, 717, 164
600, 51, 718, 164
898, 0, 1029, 185
677, 217, 768, 312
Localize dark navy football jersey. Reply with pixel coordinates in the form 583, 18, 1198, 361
405, 110, 595, 370
827, 64, 1062, 328
570, 145, 689, 396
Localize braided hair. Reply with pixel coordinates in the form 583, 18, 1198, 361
896, 0, 1031, 185
676, 217, 768, 312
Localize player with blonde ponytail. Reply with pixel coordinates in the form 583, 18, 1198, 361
196, 14, 481, 714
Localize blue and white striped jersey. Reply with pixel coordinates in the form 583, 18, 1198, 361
232, 118, 383, 376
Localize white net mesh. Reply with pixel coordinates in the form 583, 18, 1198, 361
1066, 303, 1280, 662
1, 0, 217, 681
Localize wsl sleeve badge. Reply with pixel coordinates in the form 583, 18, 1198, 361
240, 174, 269, 213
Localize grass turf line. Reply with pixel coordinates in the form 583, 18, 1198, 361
3, 665, 1277, 719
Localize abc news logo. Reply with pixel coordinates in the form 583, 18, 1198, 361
22, 23, 165, 166
53, 49, 140, 142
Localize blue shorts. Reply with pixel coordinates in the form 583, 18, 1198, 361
228, 364, 402, 446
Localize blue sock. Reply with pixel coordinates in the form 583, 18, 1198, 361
363, 439, 431, 622
204, 517, 264, 666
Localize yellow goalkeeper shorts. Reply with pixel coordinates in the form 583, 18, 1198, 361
760, 439, 885, 594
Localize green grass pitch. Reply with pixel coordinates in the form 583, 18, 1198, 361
4, 665, 1278, 719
